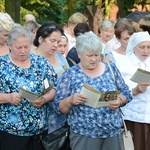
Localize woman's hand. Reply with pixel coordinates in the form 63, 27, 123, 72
108, 99, 120, 110
108, 95, 126, 110
9, 92, 22, 105
70, 93, 87, 105
31, 96, 46, 108
132, 83, 149, 96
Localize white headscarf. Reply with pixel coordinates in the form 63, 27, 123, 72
126, 31, 150, 55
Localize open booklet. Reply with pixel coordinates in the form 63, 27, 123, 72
80, 84, 120, 108
57, 65, 68, 78
130, 68, 150, 84
19, 78, 53, 101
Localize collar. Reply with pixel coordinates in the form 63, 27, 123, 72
129, 52, 150, 70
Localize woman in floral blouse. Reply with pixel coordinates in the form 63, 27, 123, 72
0, 26, 57, 150
53, 32, 132, 150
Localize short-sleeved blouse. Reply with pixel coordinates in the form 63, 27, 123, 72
53, 62, 132, 138
0, 53, 57, 136
48, 52, 69, 133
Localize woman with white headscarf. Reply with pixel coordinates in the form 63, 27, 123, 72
118, 31, 150, 150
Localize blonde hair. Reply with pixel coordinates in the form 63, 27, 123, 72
0, 12, 15, 32
68, 12, 88, 25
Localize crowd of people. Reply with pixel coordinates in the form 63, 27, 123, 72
0, 10, 150, 150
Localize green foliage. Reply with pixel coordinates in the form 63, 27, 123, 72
21, 0, 62, 24
74, 0, 88, 12
1, 0, 150, 26
0, 0, 5, 11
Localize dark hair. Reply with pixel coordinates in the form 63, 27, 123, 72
139, 14, 150, 34
74, 23, 91, 37
115, 18, 135, 39
140, 25, 150, 34
33, 21, 64, 46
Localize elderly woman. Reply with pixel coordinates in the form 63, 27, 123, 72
53, 32, 132, 150
0, 12, 16, 56
99, 19, 115, 56
104, 18, 135, 65
0, 26, 57, 150
118, 31, 150, 150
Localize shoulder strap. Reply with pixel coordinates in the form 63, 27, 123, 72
67, 58, 76, 65
107, 62, 115, 83
107, 62, 127, 131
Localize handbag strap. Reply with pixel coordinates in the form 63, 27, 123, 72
120, 113, 128, 132
107, 62, 128, 132
67, 58, 76, 65
107, 62, 115, 83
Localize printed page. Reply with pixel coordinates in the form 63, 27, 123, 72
80, 85, 101, 108
19, 78, 53, 101
130, 68, 150, 83
80, 84, 120, 108
98, 90, 120, 107
19, 88, 40, 101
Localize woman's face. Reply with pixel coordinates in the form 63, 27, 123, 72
118, 30, 131, 49
100, 28, 114, 43
134, 41, 150, 61
0, 30, 9, 45
9, 37, 31, 62
57, 37, 68, 55
79, 50, 100, 70
40, 31, 62, 55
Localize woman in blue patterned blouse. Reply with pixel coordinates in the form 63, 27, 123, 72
53, 32, 133, 150
0, 26, 57, 150
33, 22, 69, 134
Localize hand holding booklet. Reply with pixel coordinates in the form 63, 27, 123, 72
19, 78, 53, 101
80, 84, 120, 108
130, 68, 150, 84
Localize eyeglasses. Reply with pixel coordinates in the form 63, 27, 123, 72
102, 29, 114, 35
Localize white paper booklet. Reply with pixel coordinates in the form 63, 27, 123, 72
19, 78, 53, 101
130, 68, 150, 83
80, 84, 120, 108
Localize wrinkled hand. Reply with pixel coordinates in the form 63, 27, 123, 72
108, 98, 121, 110
70, 93, 87, 105
133, 83, 149, 95
10, 92, 22, 105
31, 97, 45, 108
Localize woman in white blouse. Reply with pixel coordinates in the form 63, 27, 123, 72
103, 18, 135, 64
118, 31, 150, 150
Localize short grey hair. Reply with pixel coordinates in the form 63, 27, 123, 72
7, 26, 33, 46
101, 19, 115, 29
76, 32, 103, 55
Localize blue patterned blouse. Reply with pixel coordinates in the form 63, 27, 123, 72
53, 62, 132, 138
0, 53, 57, 136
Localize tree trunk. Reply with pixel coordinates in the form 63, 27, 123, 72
93, 1, 104, 35
117, 0, 128, 18
5, 0, 21, 23
67, 0, 74, 17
